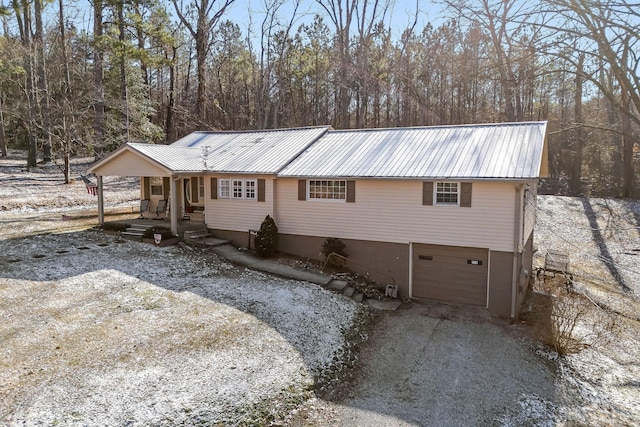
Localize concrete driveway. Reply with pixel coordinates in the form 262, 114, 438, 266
288, 301, 556, 426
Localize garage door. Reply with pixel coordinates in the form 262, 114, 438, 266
412, 244, 488, 306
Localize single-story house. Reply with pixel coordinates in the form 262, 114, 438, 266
88, 121, 548, 318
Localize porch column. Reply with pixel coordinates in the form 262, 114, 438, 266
170, 176, 178, 235
97, 175, 105, 226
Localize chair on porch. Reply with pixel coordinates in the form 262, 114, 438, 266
153, 199, 168, 220
138, 199, 150, 219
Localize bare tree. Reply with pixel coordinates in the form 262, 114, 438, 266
33, 0, 51, 162
92, 0, 105, 159
171, 0, 236, 127
543, 0, 640, 197
444, 0, 543, 122
315, 0, 357, 128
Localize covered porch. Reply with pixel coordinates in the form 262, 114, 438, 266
105, 216, 210, 235
87, 143, 209, 236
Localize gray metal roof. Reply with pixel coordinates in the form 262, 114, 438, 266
278, 122, 547, 179
126, 143, 204, 172
169, 126, 330, 174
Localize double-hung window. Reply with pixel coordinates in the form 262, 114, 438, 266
435, 182, 459, 205
219, 178, 257, 200
232, 179, 244, 198
150, 177, 163, 196
219, 179, 230, 198
244, 180, 256, 200
308, 180, 346, 201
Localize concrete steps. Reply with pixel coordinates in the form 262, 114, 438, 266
120, 224, 153, 240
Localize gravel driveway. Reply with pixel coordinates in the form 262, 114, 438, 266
288, 301, 556, 426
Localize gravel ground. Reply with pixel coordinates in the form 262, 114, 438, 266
286, 302, 556, 427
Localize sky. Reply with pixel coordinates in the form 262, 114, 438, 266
61, 0, 446, 41
224, 0, 446, 39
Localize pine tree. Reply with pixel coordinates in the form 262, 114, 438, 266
254, 215, 278, 258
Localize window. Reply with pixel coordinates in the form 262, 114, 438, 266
244, 180, 256, 200
219, 178, 257, 200
150, 177, 163, 196
219, 179, 230, 198
435, 182, 459, 205
232, 180, 243, 198
308, 180, 346, 200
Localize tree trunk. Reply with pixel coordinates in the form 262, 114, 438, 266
0, 95, 6, 157
34, 0, 52, 163
93, 0, 105, 159
621, 88, 634, 198
165, 46, 177, 144
117, 0, 128, 140
571, 54, 584, 195
16, 0, 38, 169
59, 0, 72, 183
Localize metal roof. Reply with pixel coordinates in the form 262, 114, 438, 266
126, 143, 204, 172
278, 122, 547, 179
169, 126, 330, 174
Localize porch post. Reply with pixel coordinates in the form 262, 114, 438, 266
97, 175, 104, 226
170, 176, 178, 235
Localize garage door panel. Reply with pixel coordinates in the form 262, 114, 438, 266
412, 244, 488, 306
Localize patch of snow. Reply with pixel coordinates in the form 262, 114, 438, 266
0, 231, 360, 425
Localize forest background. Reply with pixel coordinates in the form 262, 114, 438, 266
0, 0, 638, 198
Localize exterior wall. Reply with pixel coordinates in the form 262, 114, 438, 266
487, 234, 533, 319
279, 233, 409, 293
275, 178, 518, 252
96, 150, 169, 177
522, 180, 538, 245
210, 229, 254, 249
139, 177, 169, 218
204, 175, 274, 233
488, 250, 514, 318
516, 233, 535, 316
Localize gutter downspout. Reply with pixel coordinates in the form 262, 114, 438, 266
511, 183, 525, 319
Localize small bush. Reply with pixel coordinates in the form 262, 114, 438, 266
255, 215, 278, 258
549, 289, 617, 356
322, 238, 348, 268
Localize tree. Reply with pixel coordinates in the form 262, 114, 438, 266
543, 0, 640, 197
171, 0, 236, 127
254, 215, 278, 257
444, 0, 543, 121
92, 0, 105, 158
